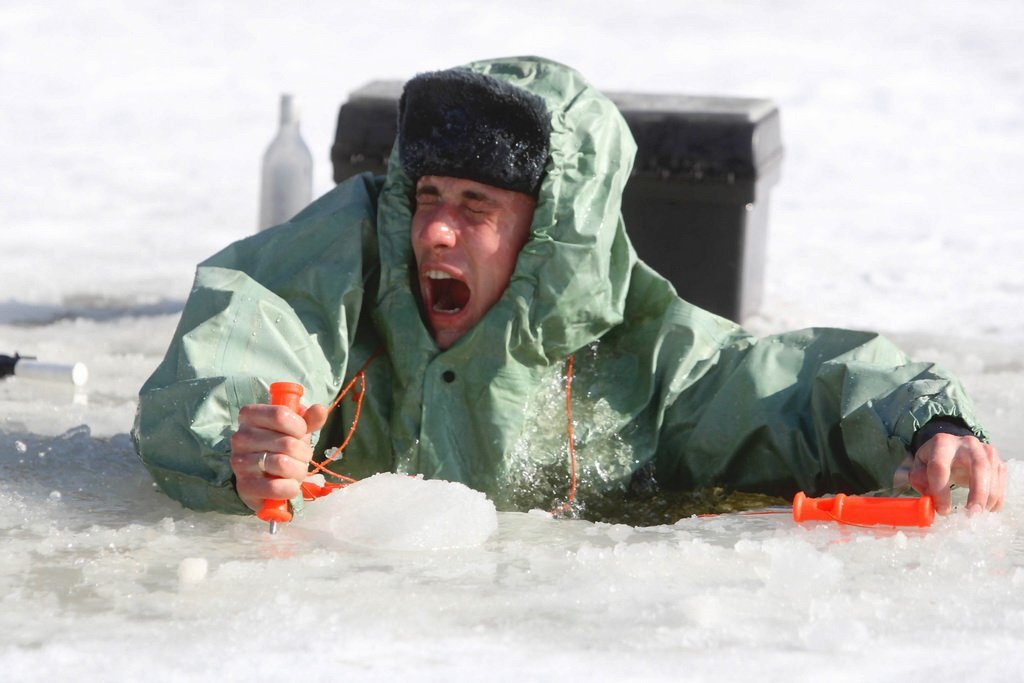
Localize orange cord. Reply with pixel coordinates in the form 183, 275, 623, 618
550, 354, 578, 516
565, 354, 577, 505
326, 346, 382, 414
298, 347, 382, 498
696, 510, 790, 518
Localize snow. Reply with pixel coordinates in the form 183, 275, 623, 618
2, 0, 1024, 680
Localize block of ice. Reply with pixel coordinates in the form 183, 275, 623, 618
177, 557, 208, 585
303, 473, 498, 550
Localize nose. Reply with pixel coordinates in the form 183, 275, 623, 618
415, 205, 458, 251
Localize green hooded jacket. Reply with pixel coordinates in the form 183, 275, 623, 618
133, 56, 986, 518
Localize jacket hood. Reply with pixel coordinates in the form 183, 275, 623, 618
374, 56, 638, 370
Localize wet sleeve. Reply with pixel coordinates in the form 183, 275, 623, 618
131, 269, 346, 513
654, 327, 988, 497
910, 416, 975, 453
131, 176, 378, 513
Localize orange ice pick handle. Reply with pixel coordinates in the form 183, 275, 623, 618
792, 492, 935, 527
256, 382, 305, 526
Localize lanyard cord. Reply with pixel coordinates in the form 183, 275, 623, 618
551, 354, 578, 516
299, 346, 383, 498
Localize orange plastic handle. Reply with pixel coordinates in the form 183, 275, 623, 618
256, 382, 305, 526
792, 491, 934, 527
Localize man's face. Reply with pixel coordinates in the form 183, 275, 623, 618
411, 175, 536, 349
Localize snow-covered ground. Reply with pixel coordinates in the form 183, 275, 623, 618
2, 1, 1023, 680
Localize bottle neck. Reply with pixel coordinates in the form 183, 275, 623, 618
279, 94, 299, 127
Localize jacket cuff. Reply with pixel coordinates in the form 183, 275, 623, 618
910, 416, 975, 453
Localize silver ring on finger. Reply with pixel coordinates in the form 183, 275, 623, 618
257, 451, 269, 473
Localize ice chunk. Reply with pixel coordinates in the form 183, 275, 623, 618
305, 473, 497, 550
178, 557, 208, 585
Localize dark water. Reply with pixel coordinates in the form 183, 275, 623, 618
575, 487, 791, 526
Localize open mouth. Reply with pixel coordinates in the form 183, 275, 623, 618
425, 269, 470, 314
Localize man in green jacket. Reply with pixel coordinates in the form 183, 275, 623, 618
133, 56, 1005, 523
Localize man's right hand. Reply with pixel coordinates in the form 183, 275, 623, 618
229, 402, 329, 512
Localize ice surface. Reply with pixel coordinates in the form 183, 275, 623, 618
2, 0, 1024, 680
1, 429, 1021, 681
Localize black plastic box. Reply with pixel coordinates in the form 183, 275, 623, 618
331, 81, 783, 322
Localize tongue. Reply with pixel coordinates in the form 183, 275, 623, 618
432, 278, 470, 313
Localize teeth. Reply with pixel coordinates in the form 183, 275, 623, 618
424, 268, 466, 314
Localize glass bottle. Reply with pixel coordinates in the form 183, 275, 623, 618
258, 94, 313, 231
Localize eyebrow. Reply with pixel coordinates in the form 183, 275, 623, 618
414, 184, 497, 205
460, 189, 494, 203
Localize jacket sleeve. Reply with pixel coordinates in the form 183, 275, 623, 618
654, 321, 988, 498
131, 175, 380, 513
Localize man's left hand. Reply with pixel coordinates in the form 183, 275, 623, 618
908, 433, 1006, 515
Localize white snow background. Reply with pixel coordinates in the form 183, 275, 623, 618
2, 1, 1023, 681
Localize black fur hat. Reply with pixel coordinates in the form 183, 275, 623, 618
398, 68, 551, 196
